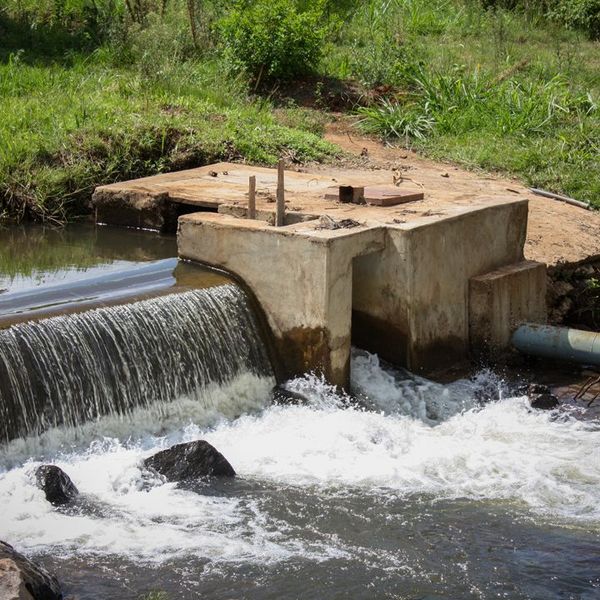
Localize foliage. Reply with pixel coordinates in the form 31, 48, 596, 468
218, 0, 327, 84
547, 0, 600, 40
0, 0, 599, 220
0, 53, 337, 222
139, 592, 170, 600
326, 0, 599, 207
477, 0, 600, 39
357, 99, 434, 140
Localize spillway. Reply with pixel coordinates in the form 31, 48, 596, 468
0, 284, 272, 443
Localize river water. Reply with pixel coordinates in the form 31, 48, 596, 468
0, 225, 599, 599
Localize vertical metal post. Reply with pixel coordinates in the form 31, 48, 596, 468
248, 175, 256, 219
276, 159, 285, 227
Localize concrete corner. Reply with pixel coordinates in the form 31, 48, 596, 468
469, 260, 547, 357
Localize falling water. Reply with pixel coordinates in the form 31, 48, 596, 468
0, 284, 272, 443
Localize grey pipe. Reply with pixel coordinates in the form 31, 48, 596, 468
512, 323, 600, 366
529, 188, 591, 210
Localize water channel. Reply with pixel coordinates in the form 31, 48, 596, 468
0, 224, 598, 599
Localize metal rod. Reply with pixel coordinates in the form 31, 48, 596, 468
512, 323, 600, 366
276, 159, 285, 227
529, 188, 590, 210
248, 175, 256, 220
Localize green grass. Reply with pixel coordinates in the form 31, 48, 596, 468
0, 4, 338, 222
0, 54, 337, 222
326, 0, 600, 207
0, 0, 598, 221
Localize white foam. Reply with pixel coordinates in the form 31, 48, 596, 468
206, 394, 600, 524
1, 352, 599, 568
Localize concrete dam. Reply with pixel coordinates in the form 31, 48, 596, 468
93, 161, 547, 387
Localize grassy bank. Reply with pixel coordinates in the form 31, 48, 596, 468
0, 2, 337, 222
0, 0, 598, 222
327, 0, 599, 208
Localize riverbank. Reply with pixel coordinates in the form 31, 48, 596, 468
0, 0, 598, 223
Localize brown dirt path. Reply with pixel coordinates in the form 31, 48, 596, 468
319, 121, 600, 267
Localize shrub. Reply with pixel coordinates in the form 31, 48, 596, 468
478, 0, 600, 39
218, 0, 327, 84
547, 0, 600, 39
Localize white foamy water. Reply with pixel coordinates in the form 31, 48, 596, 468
1, 352, 599, 568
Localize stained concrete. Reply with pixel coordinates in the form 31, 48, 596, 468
178, 214, 385, 385
469, 260, 547, 356
173, 164, 545, 386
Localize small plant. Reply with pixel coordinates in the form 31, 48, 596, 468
139, 592, 169, 600
218, 0, 327, 85
357, 99, 435, 141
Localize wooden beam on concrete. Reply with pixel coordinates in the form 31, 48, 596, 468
276, 159, 285, 227
248, 175, 256, 219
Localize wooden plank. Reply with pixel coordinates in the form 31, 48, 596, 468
363, 186, 424, 206
248, 175, 256, 219
276, 159, 285, 226
325, 185, 423, 206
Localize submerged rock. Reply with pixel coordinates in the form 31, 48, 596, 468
35, 465, 79, 506
271, 385, 310, 405
527, 384, 559, 410
0, 541, 62, 600
144, 440, 236, 481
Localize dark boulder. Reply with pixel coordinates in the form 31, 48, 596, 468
271, 385, 310, 405
0, 541, 62, 600
527, 384, 559, 410
144, 440, 236, 481
35, 466, 78, 506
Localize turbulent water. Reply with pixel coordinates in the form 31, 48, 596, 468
0, 285, 271, 443
1, 350, 599, 599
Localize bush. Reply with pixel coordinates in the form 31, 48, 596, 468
218, 0, 327, 84
547, 0, 600, 39
478, 0, 600, 39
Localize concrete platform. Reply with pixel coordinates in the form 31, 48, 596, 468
93, 162, 548, 386
91, 162, 517, 230
150, 163, 546, 386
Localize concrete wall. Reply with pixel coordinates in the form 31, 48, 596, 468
352, 200, 529, 373
178, 214, 384, 387
179, 198, 540, 386
469, 260, 547, 356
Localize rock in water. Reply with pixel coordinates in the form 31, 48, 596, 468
527, 384, 559, 410
0, 541, 62, 600
144, 440, 236, 481
35, 466, 79, 506
271, 385, 310, 405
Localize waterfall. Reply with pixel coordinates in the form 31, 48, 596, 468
0, 284, 272, 443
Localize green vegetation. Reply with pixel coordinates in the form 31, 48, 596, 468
219, 0, 327, 84
330, 0, 599, 208
139, 592, 169, 600
0, 0, 598, 222
480, 0, 600, 39
0, 1, 337, 222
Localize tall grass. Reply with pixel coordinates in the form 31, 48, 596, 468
336, 0, 599, 207
0, 0, 598, 219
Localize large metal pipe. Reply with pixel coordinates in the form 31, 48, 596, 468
512, 323, 600, 366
